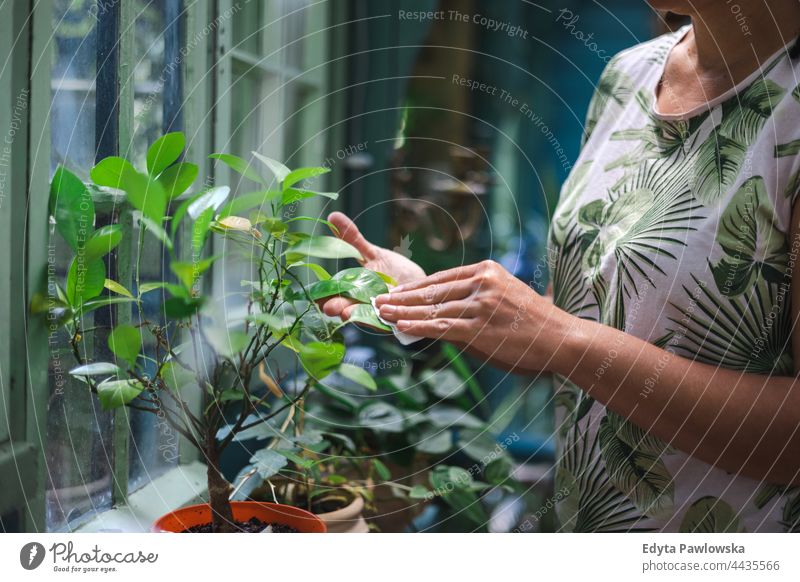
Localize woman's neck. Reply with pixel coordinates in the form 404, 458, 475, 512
687, 0, 800, 76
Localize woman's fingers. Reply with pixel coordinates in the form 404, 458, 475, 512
320, 295, 358, 318
390, 263, 481, 293
395, 318, 472, 341
379, 299, 479, 322
375, 279, 475, 307
327, 211, 375, 262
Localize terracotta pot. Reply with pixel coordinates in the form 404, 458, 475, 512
153, 501, 327, 533
317, 495, 369, 533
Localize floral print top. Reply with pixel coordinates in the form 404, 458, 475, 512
549, 26, 800, 532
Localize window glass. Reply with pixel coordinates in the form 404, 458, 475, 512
232, 0, 263, 56
127, 1, 181, 492
46, 0, 114, 531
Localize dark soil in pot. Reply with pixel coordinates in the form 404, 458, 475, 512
182, 517, 298, 533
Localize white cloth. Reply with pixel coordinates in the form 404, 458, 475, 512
370, 297, 423, 345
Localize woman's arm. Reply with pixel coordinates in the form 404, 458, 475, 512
375, 218, 800, 485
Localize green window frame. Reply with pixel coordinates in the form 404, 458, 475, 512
0, 0, 343, 533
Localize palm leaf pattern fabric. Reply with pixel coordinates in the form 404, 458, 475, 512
549, 27, 800, 532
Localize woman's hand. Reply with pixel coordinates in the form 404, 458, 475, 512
374, 260, 571, 373
319, 212, 426, 320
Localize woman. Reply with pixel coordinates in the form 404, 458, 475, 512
321, 0, 800, 532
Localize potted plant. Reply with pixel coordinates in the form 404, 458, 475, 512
36, 132, 393, 532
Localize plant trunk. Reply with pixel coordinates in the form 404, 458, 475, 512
205, 436, 235, 532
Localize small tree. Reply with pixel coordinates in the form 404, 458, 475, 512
37, 133, 392, 532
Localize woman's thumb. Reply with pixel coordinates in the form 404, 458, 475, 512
328, 212, 373, 259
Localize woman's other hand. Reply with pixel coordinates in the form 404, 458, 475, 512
318, 212, 426, 320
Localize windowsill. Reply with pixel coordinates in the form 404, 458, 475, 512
74, 461, 207, 533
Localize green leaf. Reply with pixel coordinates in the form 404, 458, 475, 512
76, 296, 137, 316
421, 368, 465, 399
484, 458, 513, 486
408, 484, 430, 499
338, 303, 391, 332
207, 329, 249, 359
281, 188, 339, 205
96, 378, 144, 410
372, 458, 392, 480
332, 268, 388, 303
138, 281, 168, 295
679, 496, 744, 533
158, 162, 198, 199
192, 206, 216, 256
121, 169, 168, 224
250, 449, 288, 479
170, 190, 204, 238
187, 186, 230, 219
90, 156, 137, 189
159, 361, 196, 393
358, 402, 405, 432
84, 224, 123, 262
218, 190, 281, 217
287, 262, 331, 281
104, 279, 133, 298
108, 324, 142, 367
209, 153, 264, 184
251, 152, 290, 184
306, 279, 356, 301
283, 166, 330, 189
171, 256, 216, 290
338, 363, 376, 391
140, 215, 174, 252
286, 236, 363, 261
50, 166, 94, 251
416, 425, 453, 454
298, 341, 345, 380
164, 296, 204, 319
147, 132, 185, 176
69, 362, 122, 377
374, 271, 398, 286
427, 406, 484, 429
66, 258, 106, 306
285, 216, 340, 234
